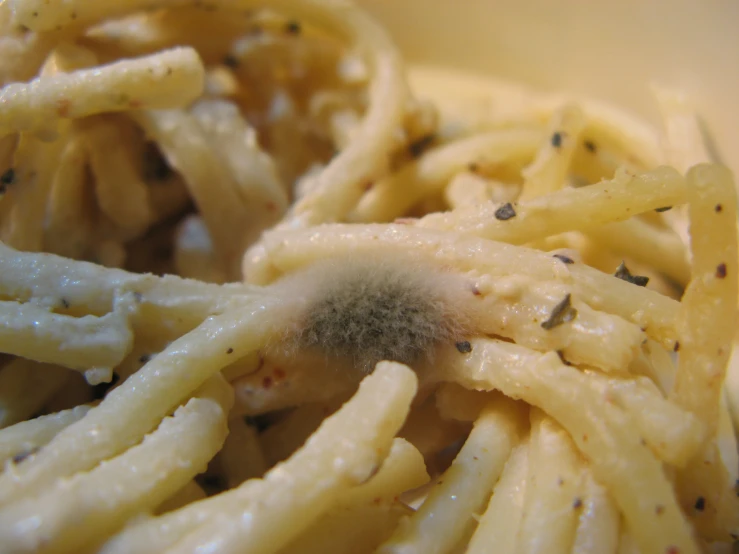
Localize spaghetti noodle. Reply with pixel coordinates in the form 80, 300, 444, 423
0, 1, 736, 553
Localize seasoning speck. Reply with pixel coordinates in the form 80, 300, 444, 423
715, 204, 723, 213
60, 298, 70, 309
583, 140, 597, 153
139, 354, 151, 364
455, 341, 472, 353
655, 206, 672, 213
655, 504, 665, 515
550, 132, 563, 148
673, 341, 680, 352
694, 496, 705, 511
226, 348, 234, 354
553, 254, 574, 265
614, 262, 649, 287
572, 497, 583, 509
541, 294, 578, 330
285, 20, 301, 34
11, 447, 39, 464
716, 263, 727, 279
494, 202, 516, 221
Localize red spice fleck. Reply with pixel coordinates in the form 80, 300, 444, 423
665, 547, 679, 554
655, 504, 665, 515
266, 201, 277, 212
716, 263, 727, 279
373, 497, 382, 505
715, 204, 723, 213
262, 376, 273, 389
273, 367, 286, 381
56, 99, 71, 117
362, 181, 374, 192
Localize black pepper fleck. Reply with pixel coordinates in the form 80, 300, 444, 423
694, 496, 705, 511
614, 262, 649, 287
11, 447, 39, 464
139, 354, 151, 364
553, 254, 574, 265
541, 294, 578, 330
455, 341, 472, 353
494, 203, 516, 221
550, 132, 563, 148
572, 497, 583, 509
715, 204, 723, 213
583, 140, 597, 153
60, 298, 70, 309
226, 347, 234, 354
285, 20, 301, 34
673, 341, 680, 352
655, 206, 672, 213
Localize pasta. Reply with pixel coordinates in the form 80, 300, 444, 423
0, 1, 737, 553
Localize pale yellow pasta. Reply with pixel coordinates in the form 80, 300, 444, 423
571, 473, 620, 554
376, 396, 525, 554
100, 362, 417, 554
351, 129, 542, 223
584, 218, 690, 286
1, 129, 67, 251
672, 165, 738, 435
0, 299, 133, 370
79, 114, 152, 239
516, 410, 585, 554
0, 404, 91, 465
417, 166, 685, 244
0, 1, 736, 552
43, 136, 95, 259
0, 47, 205, 137
519, 104, 586, 200
466, 441, 530, 554
445, 339, 699, 554
218, 416, 268, 488
0, 374, 232, 554
0, 297, 285, 506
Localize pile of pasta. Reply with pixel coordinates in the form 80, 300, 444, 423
0, 1, 738, 553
